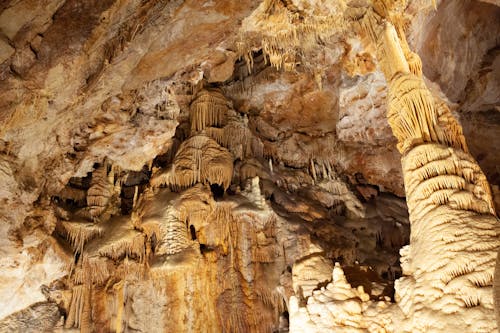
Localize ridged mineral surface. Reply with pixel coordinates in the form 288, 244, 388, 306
0, 0, 499, 332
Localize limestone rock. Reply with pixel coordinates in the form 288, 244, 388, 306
0, 0, 498, 332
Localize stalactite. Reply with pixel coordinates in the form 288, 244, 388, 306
190, 88, 229, 132
256, 288, 285, 313
86, 165, 115, 219
176, 184, 216, 226
96, 230, 145, 262
135, 186, 214, 278
262, 143, 277, 160
204, 110, 263, 161
352, 6, 383, 49
56, 186, 87, 205
151, 134, 233, 191
64, 285, 83, 329
405, 50, 422, 77
239, 158, 268, 182
434, 98, 469, 152
80, 284, 91, 333
387, 72, 439, 153
84, 216, 146, 262
309, 159, 317, 182
65, 284, 91, 331
74, 256, 111, 286
239, 0, 345, 71
318, 179, 365, 218
132, 185, 139, 210
56, 220, 103, 253
210, 203, 234, 253
204, 127, 225, 146
68, 216, 147, 291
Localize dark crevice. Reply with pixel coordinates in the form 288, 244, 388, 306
190, 225, 196, 241
74, 251, 81, 264
210, 183, 225, 199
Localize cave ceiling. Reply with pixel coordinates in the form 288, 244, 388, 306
0, 0, 499, 332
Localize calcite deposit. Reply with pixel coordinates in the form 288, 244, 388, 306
0, 0, 499, 332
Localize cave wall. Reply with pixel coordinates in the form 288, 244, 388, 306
0, 0, 498, 332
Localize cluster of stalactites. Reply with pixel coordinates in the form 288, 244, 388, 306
54, 160, 143, 332
71, 236, 146, 287
84, 162, 121, 221
387, 72, 469, 154
150, 88, 236, 191
238, 0, 346, 72
64, 284, 91, 332
56, 221, 104, 254
150, 186, 215, 257
150, 134, 234, 191
204, 111, 264, 160
153, 210, 191, 256
129, 188, 209, 276
55, 161, 123, 259
189, 88, 229, 132
347, 1, 421, 78
56, 164, 117, 208
348, 3, 469, 156
239, 158, 269, 182
95, 231, 146, 263
175, 184, 216, 226
66, 258, 142, 332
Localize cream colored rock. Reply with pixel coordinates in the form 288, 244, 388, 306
0, 235, 69, 320
289, 263, 400, 333
292, 254, 333, 299
0, 0, 499, 332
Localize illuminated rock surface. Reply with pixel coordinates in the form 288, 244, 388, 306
0, 0, 498, 332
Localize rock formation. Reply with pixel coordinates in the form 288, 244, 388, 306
0, 0, 498, 332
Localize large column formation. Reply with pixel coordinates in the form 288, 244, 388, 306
351, 2, 500, 331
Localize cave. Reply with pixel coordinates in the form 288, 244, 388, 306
210, 183, 225, 199
0, 0, 499, 332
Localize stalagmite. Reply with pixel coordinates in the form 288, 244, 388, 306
351, 5, 499, 333
1, 2, 498, 332
289, 263, 396, 333
283, 2, 500, 332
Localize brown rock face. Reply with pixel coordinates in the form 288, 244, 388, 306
0, 0, 498, 332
